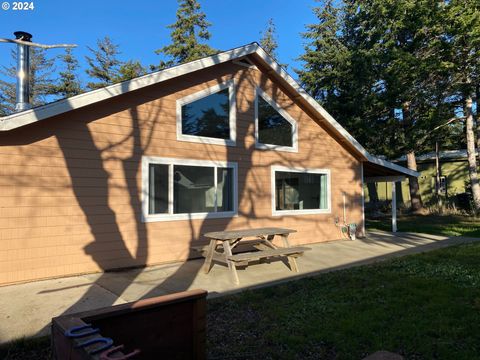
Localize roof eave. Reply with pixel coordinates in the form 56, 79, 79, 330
367, 155, 420, 177
0, 43, 259, 131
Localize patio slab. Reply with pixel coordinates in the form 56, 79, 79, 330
0, 230, 478, 344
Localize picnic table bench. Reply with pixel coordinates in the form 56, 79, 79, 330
195, 227, 311, 284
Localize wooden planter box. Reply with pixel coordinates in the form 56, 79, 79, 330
51, 289, 207, 360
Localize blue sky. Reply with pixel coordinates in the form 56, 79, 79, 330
0, 0, 318, 84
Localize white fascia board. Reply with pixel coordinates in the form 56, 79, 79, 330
367, 155, 420, 177
0, 43, 258, 131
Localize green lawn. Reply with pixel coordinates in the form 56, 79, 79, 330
366, 214, 480, 237
2, 242, 480, 360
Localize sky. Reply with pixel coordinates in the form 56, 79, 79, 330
0, 0, 318, 84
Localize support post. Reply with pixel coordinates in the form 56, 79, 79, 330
360, 163, 366, 237
391, 182, 397, 232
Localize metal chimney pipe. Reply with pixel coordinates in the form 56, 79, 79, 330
14, 31, 32, 112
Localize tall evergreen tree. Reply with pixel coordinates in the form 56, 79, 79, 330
0, 47, 55, 114
155, 0, 216, 68
297, 0, 461, 212
118, 60, 146, 81
51, 48, 82, 99
85, 36, 123, 90
260, 19, 279, 59
443, 0, 480, 212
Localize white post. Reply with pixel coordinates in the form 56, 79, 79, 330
360, 163, 365, 237
391, 181, 397, 232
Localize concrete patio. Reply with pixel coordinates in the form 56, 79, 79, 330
0, 230, 478, 344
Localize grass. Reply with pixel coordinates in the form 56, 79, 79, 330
2, 242, 480, 359
366, 214, 480, 238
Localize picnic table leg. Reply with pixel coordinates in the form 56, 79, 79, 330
202, 239, 217, 274
280, 234, 299, 272
223, 240, 240, 285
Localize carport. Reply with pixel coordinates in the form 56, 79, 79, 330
362, 156, 420, 233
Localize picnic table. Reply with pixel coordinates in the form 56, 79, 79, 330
196, 227, 311, 284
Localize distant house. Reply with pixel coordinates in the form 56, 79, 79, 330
0, 43, 416, 285
365, 150, 477, 209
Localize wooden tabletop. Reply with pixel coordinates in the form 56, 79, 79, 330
203, 227, 297, 240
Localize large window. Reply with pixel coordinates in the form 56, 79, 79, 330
143, 157, 237, 222
255, 88, 298, 152
177, 80, 236, 146
271, 166, 330, 216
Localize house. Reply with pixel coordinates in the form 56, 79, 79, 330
0, 43, 417, 285
365, 150, 477, 210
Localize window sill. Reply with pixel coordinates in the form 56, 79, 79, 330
255, 142, 298, 153
272, 209, 331, 216
143, 211, 238, 223
177, 134, 236, 147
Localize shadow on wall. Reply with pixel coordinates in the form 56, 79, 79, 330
0, 58, 364, 339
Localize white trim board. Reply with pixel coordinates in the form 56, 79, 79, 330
270, 165, 331, 216
176, 79, 236, 146
141, 156, 238, 222
365, 156, 419, 177
0, 44, 258, 132
254, 87, 298, 153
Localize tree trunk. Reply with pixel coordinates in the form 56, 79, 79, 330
406, 151, 423, 212
434, 141, 443, 211
476, 85, 480, 160
366, 182, 379, 212
465, 96, 480, 213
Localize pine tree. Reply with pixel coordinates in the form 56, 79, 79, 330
297, 0, 462, 212
85, 36, 123, 90
260, 19, 279, 59
155, 0, 216, 68
443, 0, 480, 212
51, 48, 82, 99
0, 47, 55, 114
117, 60, 146, 82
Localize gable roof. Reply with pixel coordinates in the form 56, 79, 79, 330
0, 42, 418, 178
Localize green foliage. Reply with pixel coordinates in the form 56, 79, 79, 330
0, 48, 55, 114
117, 60, 146, 82
260, 19, 279, 59
155, 0, 216, 68
50, 48, 83, 99
85, 36, 146, 90
297, 0, 471, 158
85, 36, 123, 90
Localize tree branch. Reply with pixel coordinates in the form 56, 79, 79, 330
0, 38, 77, 49
432, 116, 466, 132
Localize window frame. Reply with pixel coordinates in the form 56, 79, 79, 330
176, 80, 236, 146
271, 165, 331, 216
255, 87, 298, 152
142, 156, 238, 222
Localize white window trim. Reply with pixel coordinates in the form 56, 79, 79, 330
176, 79, 236, 146
142, 156, 238, 222
271, 165, 331, 216
255, 87, 298, 153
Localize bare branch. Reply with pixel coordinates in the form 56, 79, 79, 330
0, 38, 77, 49
432, 116, 466, 132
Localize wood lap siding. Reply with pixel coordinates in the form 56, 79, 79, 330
0, 61, 362, 285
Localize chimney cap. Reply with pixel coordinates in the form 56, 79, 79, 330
14, 31, 32, 42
